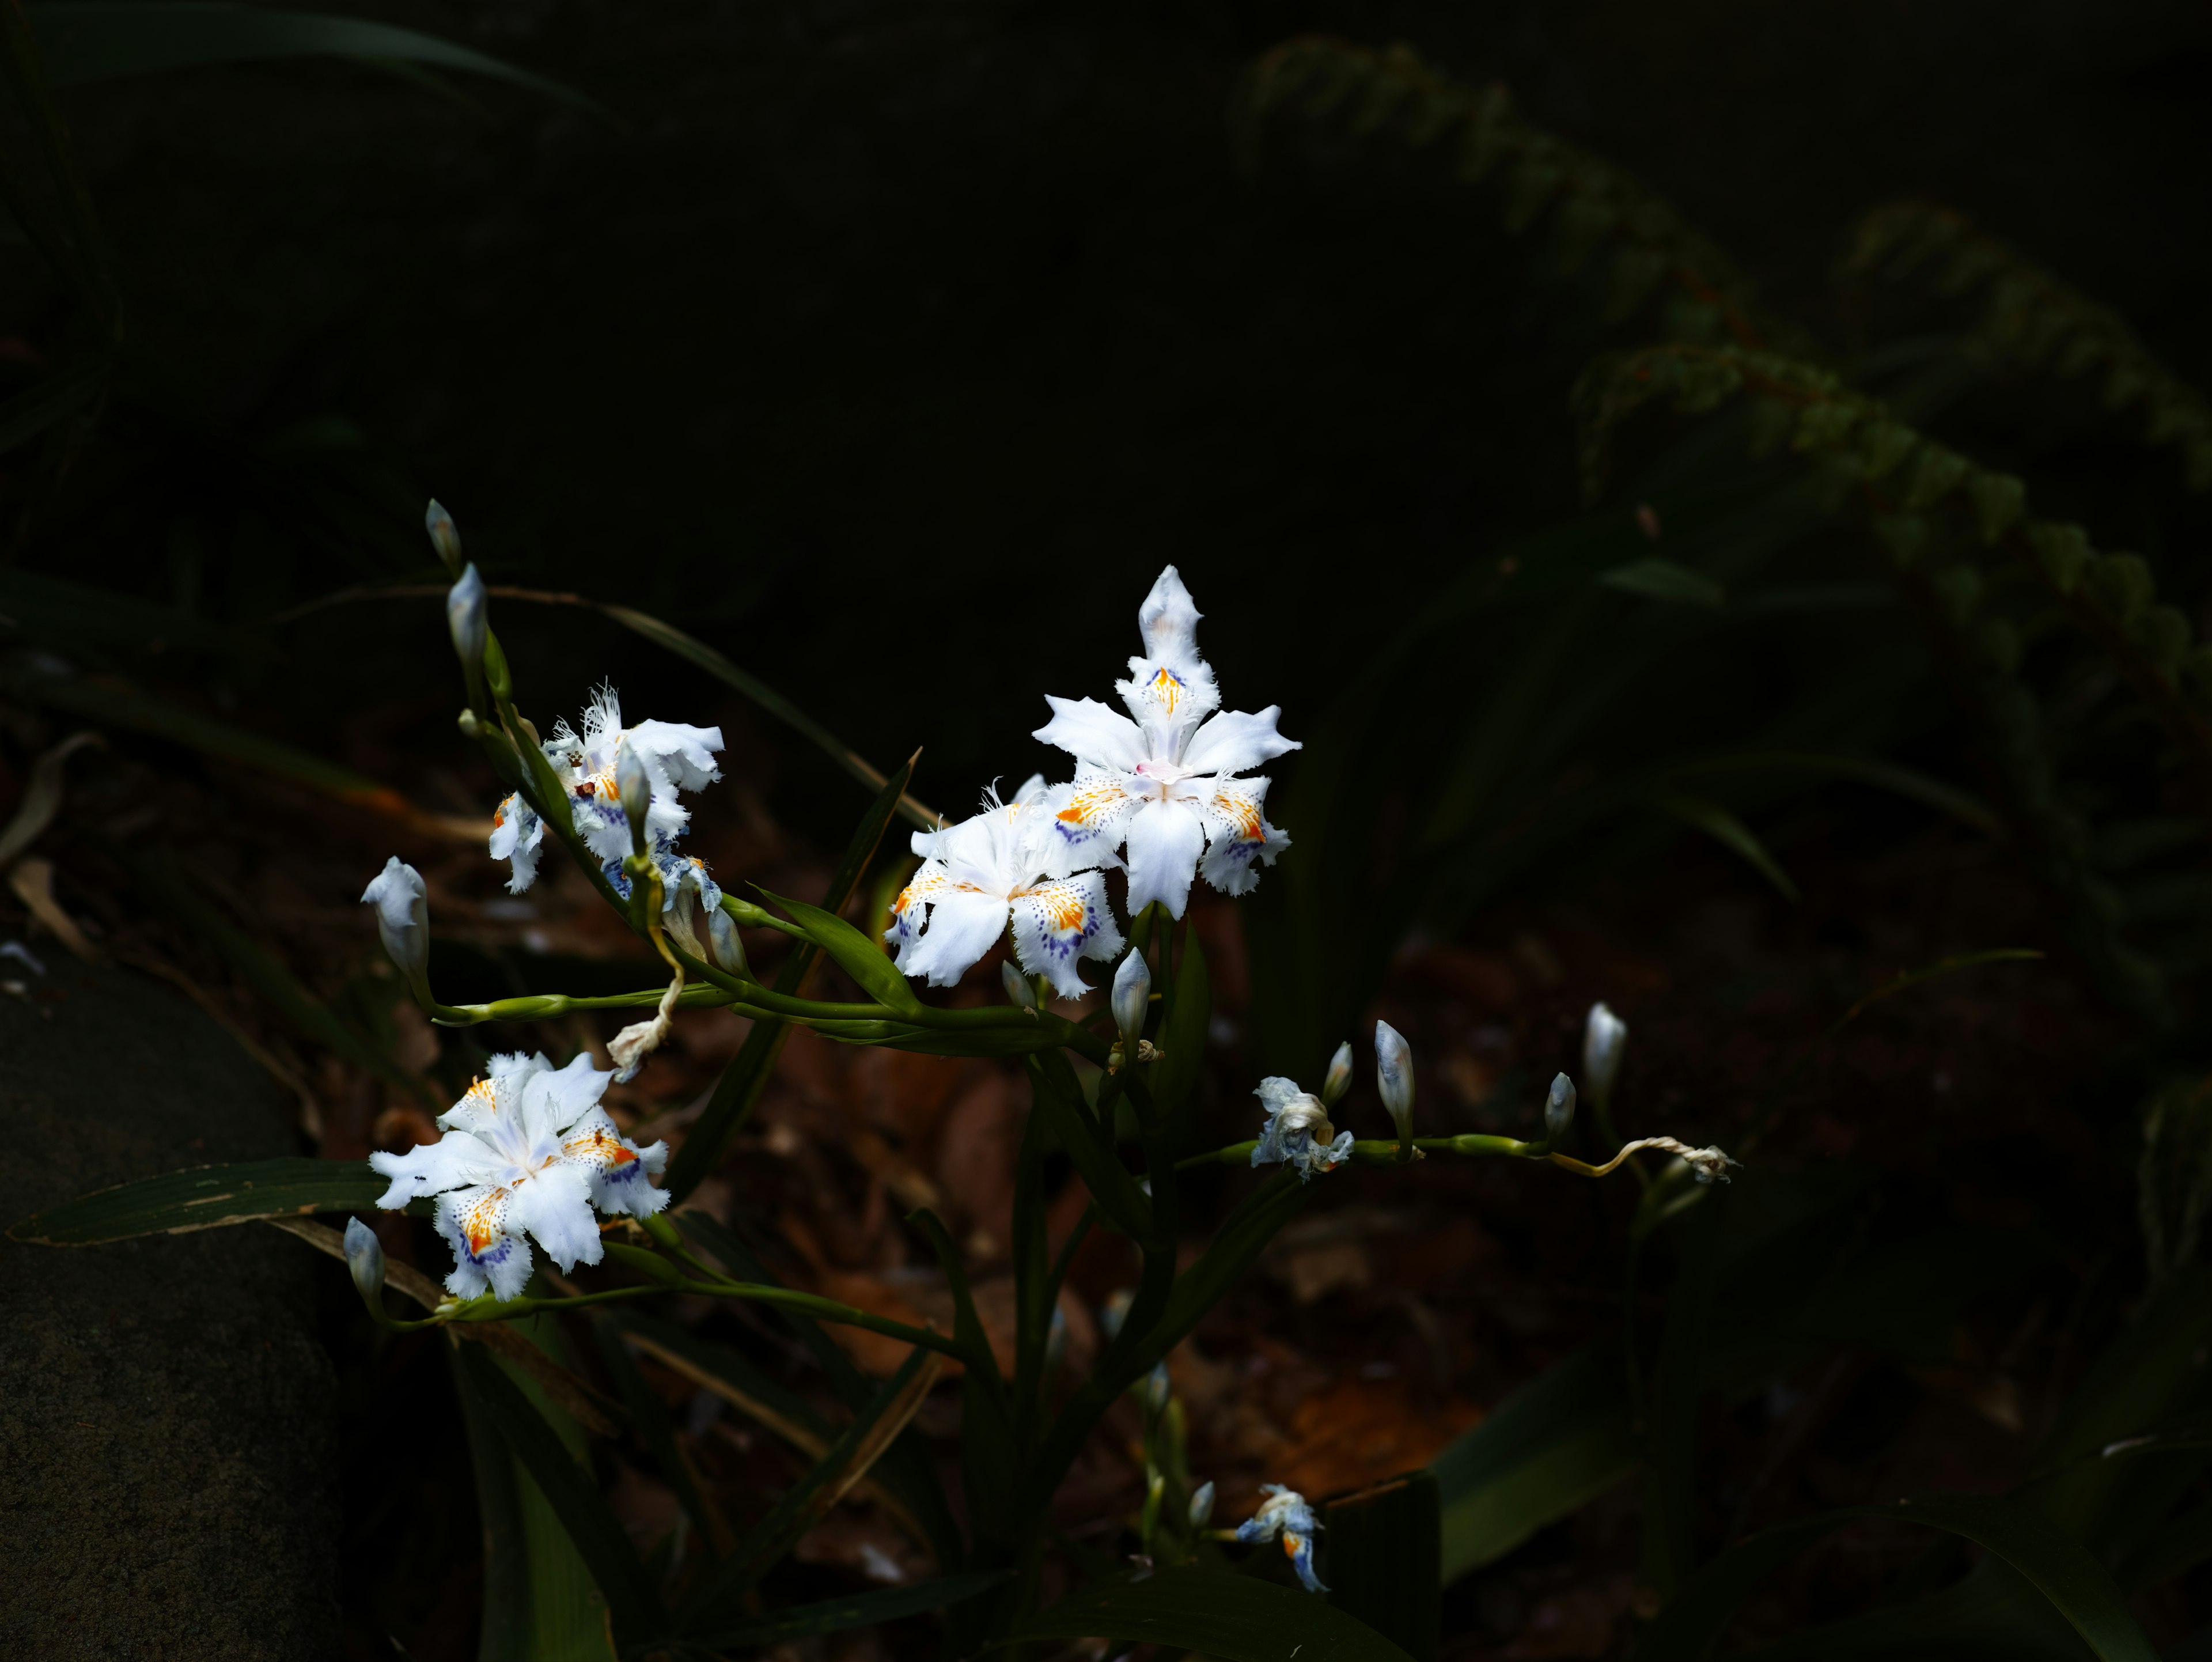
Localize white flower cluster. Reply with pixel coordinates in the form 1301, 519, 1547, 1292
885, 567, 1298, 999
491, 686, 726, 927
369, 1051, 667, 1302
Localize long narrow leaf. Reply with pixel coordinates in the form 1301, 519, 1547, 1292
10, 1157, 393, 1243
450, 1343, 533, 1662
1430, 1340, 1638, 1580
681, 1346, 940, 1630
26, 1, 593, 108
592, 1316, 721, 1557
760, 885, 923, 1015
453, 1340, 670, 1648
1634, 1493, 2158, 1661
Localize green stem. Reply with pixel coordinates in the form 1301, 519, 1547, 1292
452, 1277, 965, 1360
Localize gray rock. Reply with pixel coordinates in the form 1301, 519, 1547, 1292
0, 959, 338, 1659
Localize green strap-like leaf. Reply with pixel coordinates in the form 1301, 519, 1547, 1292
1148, 924, 1211, 1119
590, 1316, 719, 1559
666, 758, 913, 1199
670, 1214, 963, 1569
1024, 1053, 1152, 1240
453, 1341, 670, 1649
685, 1571, 1012, 1649
1634, 1494, 2159, 1662
1325, 1473, 1441, 1662
1007, 1568, 1414, 1662
1647, 789, 1800, 902
759, 886, 924, 1016
9, 1157, 396, 1244
25, 2, 593, 107
1430, 1340, 1638, 1581
680, 1347, 934, 1631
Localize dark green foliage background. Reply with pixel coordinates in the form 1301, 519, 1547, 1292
24, 0, 2210, 838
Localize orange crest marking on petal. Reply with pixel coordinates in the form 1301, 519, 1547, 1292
1057, 782, 1128, 825
463, 1187, 508, 1254
465, 1076, 497, 1111
1150, 667, 1184, 714
565, 1126, 636, 1167
1282, 1534, 1302, 1558
491, 809, 505, 829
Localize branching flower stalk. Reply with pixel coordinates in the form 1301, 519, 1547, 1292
346, 512, 1738, 1639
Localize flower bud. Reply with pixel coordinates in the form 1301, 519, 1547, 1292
425, 499, 463, 576
1321, 1040, 1353, 1108
360, 856, 432, 1008
707, 905, 750, 978
446, 562, 487, 675
1100, 1288, 1134, 1342
1001, 960, 1037, 1010
616, 740, 651, 842
1545, 1072, 1577, 1145
1188, 1479, 1216, 1529
1141, 1361, 1171, 1415
1374, 1020, 1414, 1142
343, 1216, 386, 1308
1582, 1002, 1627, 1112
1112, 951, 1150, 1056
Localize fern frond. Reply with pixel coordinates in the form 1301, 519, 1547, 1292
1243, 37, 1810, 355
1578, 342, 2205, 1020
1843, 202, 2212, 492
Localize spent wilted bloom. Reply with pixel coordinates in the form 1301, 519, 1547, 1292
1582, 1002, 1627, 1110
1033, 567, 1298, 919
885, 781, 1123, 999
1235, 1485, 1327, 1593
1252, 1077, 1352, 1182
369, 1051, 668, 1301
361, 857, 431, 1006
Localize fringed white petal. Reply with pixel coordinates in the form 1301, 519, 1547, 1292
368, 1131, 501, 1209
507, 1162, 603, 1273
1122, 797, 1208, 920
1009, 872, 1124, 999
437, 1185, 534, 1302
899, 885, 1010, 989
1180, 707, 1300, 777
1034, 774, 1137, 879
1033, 695, 1147, 772
1197, 777, 1290, 898
488, 794, 545, 895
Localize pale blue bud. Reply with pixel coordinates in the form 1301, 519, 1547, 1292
1582, 1002, 1627, 1111
1546, 1072, 1577, 1145
343, 1216, 386, 1307
1188, 1479, 1216, 1529
707, 906, 749, 978
1321, 1040, 1353, 1108
1100, 1288, 1134, 1342
1112, 951, 1150, 1054
616, 741, 650, 838
446, 562, 486, 673
361, 856, 431, 1008
1374, 1019, 1414, 1141
1141, 1362, 1171, 1415
1001, 960, 1037, 1009
425, 499, 463, 576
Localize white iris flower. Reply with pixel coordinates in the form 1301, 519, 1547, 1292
1033, 567, 1298, 920
368, 1051, 668, 1301
544, 687, 724, 868
1251, 1076, 1353, 1182
885, 779, 1124, 999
